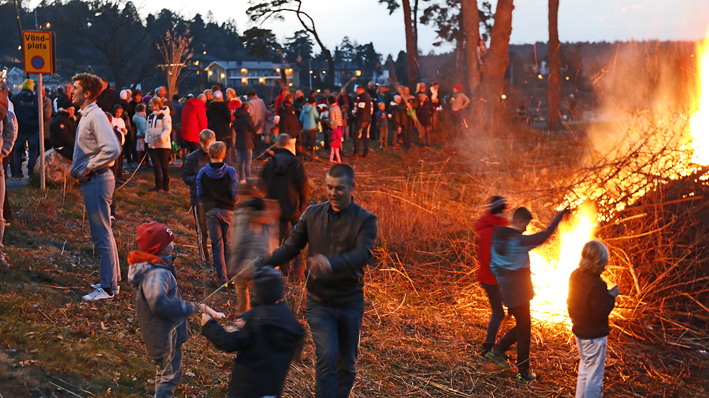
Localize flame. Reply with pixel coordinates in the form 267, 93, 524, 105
529, 203, 597, 325
690, 30, 709, 166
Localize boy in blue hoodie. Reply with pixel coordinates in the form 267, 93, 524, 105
128, 222, 223, 398
197, 141, 240, 286
486, 206, 569, 382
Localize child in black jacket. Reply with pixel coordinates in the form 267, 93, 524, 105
201, 266, 304, 398
567, 240, 619, 398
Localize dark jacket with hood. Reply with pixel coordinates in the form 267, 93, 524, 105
201, 301, 305, 398
266, 201, 377, 306
474, 213, 508, 285
279, 101, 300, 137
207, 100, 232, 140
127, 251, 197, 360
181, 146, 210, 205
260, 147, 308, 221
354, 91, 372, 123
567, 268, 616, 339
233, 107, 258, 150
50, 109, 77, 161
10, 89, 39, 135
196, 162, 239, 212
96, 87, 121, 113
490, 213, 563, 309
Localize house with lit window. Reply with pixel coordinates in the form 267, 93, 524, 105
315, 61, 368, 86
204, 61, 300, 88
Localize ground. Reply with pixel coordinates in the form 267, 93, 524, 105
0, 129, 707, 397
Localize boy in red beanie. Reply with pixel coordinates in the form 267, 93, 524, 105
128, 221, 223, 398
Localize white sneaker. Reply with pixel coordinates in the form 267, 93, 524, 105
82, 287, 114, 301
90, 283, 119, 296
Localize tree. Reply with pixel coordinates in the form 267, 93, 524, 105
355, 42, 382, 79
241, 27, 282, 62
476, 0, 514, 127
158, 28, 192, 100
284, 29, 313, 63
547, 0, 561, 130
247, 0, 335, 87
379, 0, 419, 85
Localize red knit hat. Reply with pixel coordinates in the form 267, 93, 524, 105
454, 84, 463, 91
136, 222, 175, 255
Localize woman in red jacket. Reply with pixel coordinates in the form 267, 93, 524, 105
179, 96, 208, 152
474, 196, 508, 356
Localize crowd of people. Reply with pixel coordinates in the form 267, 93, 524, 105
0, 71, 617, 398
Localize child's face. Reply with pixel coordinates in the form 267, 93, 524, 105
378, 103, 386, 111
161, 242, 175, 257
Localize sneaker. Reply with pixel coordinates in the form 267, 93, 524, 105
82, 287, 114, 301
90, 284, 119, 296
484, 351, 511, 369
516, 371, 537, 382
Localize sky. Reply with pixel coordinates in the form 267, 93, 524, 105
30, 0, 709, 57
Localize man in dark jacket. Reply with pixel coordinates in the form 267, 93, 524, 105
10, 79, 40, 179
486, 206, 569, 382
264, 164, 377, 398
352, 85, 372, 158
261, 133, 309, 280
201, 266, 305, 398
279, 94, 301, 139
96, 77, 121, 112
128, 222, 222, 398
233, 103, 260, 180
49, 97, 77, 161
181, 129, 216, 264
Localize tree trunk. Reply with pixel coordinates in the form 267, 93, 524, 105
461, 0, 481, 92
547, 0, 561, 130
402, 0, 419, 87
325, 49, 336, 88
476, 0, 514, 128
455, 38, 465, 86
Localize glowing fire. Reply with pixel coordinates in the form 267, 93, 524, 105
529, 203, 597, 325
690, 29, 709, 166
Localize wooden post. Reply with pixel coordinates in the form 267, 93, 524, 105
38, 73, 45, 191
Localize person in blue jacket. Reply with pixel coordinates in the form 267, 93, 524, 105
298, 96, 319, 161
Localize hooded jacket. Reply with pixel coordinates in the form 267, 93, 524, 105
260, 147, 308, 221
196, 162, 239, 212
490, 214, 563, 308
207, 100, 232, 140
50, 110, 77, 161
179, 98, 208, 143
127, 251, 196, 360
299, 104, 319, 131
278, 101, 300, 137
10, 89, 39, 135
181, 147, 210, 205
233, 107, 258, 150
354, 91, 372, 123
329, 103, 343, 129
474, 213, 508, 285
567, 268, 616, 339
201, 301, 305, 398
0, 108, 18, 160
146, 107, 172, 149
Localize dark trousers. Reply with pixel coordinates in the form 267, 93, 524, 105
192, 204, 210, 263
149, 148, 171, 190
277, 218, 304, 281
12, 132, 39, 178
401, 122, 412, 149
306, 299, 364, 398
481, 283, 505, 351
352, 121, 370, 156
303, 129, 317, 160
495, 301, 531, 375
124, 129, 138, 164
3, 156, 11, 223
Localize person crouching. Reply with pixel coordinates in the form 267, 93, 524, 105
201, 266, 305, 398
128, 221, 221, 398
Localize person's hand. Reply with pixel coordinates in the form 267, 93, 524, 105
201, 304, 225, 319
201, 313, 212, 326
77, 168, 91, 183
608, 284, 621, 298
309, 254, 331, 279
233, 318, 246, 330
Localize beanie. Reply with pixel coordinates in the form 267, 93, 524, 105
136, 222, 174, 255
453, 84, 463, 91
22, 79, 35, 91
252, 266, 284, 305
57, 97, 74, 110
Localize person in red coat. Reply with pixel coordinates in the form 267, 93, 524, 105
179, 96, 208, 152
474, 196, 508, 356
274, 86, 289, 116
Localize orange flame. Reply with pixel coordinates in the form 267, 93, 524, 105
690, 30, 709, 165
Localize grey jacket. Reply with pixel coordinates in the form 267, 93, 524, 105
248, 96, 267, 135
0, 108, 18, 159
128, 255, 197, 360
70, 102, 122, 178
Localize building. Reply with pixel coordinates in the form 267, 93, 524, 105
6, 67, 25, 93
204, 61, 300, 88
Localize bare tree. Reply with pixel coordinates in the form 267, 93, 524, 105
547, 0, 561, 130
461, 0, 481, 92
158, 28, 193, 100
247, 0, 335, 88
380, 0, 419, 86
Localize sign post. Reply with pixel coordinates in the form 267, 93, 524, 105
22, 30, 55, 191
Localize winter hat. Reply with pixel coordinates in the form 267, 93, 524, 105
453, 84, 463, 91
136, 222, 175, 255
252, 266, 284, 305
22, 79, 35, 91
57, 97, 74, 110
120, 90, 130, 101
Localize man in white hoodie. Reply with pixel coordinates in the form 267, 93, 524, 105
70, 73, 122, 301
146, 97, 173, 192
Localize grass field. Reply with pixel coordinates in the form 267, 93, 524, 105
0, 129, 707, 397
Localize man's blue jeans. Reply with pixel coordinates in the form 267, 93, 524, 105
80, 170, 120, 290
306, 299, 364, 398
12, 132, 39, 178
237, 148, 252, 180
206, 208, 234, 285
